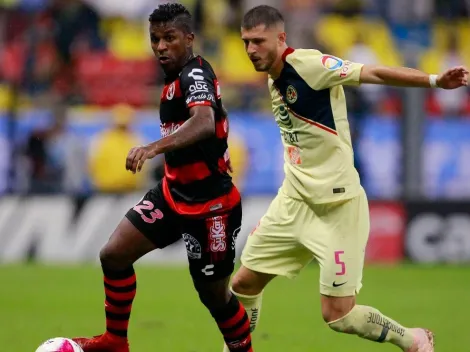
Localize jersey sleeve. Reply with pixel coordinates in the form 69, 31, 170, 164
180, 63, 218, 109
287, 50, 364, 90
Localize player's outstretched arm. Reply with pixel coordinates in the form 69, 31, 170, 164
360, 65, 469, 89
125, 106, 215, 173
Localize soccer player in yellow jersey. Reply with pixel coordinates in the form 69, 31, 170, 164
222, 5, 469, 352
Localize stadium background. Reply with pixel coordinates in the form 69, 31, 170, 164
1, 0, 469, 351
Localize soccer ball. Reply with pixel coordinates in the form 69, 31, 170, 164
35, 338, 83, 352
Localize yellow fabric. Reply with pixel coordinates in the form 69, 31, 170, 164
241, 187, 369, 298
89, 129, 145, 192
227, 133, 248, 191
269, 49, 362, 204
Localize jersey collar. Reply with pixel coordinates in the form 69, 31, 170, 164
282, 47, 295, 61
164, 54, 199, 83
269, 47, 295, 80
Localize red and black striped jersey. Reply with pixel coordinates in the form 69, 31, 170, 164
159, 55, 240, 217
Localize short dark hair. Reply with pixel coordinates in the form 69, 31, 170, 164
149, 3, 193, 34
242, 5, 284, 30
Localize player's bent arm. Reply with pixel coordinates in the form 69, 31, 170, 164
149, 106, 215, 154
359, 64, 469, 89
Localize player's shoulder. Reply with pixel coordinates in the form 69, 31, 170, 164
286, 48, 323, 64
181, 55, 216, 79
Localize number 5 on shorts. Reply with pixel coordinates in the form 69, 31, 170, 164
335, 250, 346, 276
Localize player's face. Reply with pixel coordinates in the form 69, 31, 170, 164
241, 24, 283, 72
150, 22, 194, 74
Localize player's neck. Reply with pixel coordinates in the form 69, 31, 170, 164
184, 52, 195, 65
268, 44, 289, 79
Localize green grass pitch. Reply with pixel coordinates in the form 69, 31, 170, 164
1, 263, 468, 351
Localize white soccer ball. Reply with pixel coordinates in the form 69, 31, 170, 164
35, 338, 84, 352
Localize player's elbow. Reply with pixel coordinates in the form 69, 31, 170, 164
359, 65, 384, 85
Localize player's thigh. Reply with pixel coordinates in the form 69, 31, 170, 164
241, 193, 312, 279
305, 188, 370, 297
122, 187, 181, 252
100, 217, 158, 269
181, 202, 243, 282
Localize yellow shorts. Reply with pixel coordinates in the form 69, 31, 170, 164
240, 187, 370, 297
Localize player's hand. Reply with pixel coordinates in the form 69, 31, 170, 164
437, 66, 469, 89
126, 144, 158, 174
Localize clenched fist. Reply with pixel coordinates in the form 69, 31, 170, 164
126, 144, 158, 173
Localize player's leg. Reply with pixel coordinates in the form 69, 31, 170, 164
307, 189, 434, 351
73, 188, 180, 352
183, 203, 253, 351
222, 193, 313, 352
231, 265, 275, 329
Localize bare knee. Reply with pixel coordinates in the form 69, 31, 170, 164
100, 218, 156, 271
231, 266, 274, 296
321, 295, 355, 324
99, 242, 133, 271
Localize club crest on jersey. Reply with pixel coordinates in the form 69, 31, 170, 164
321, 55, 344, 71
166, 82, 175, 100
277, 103, 293, 129
286, 85, 298, 104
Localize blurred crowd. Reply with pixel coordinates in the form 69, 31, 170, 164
1, 0, 470, 196
1, 0, 470, 112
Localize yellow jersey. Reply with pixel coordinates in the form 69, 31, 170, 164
268, 48, 364, 204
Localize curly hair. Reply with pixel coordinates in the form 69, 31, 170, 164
149, 3, 193, 34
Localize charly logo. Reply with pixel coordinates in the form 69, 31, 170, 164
277, 103, 293, 129
286, 85, 298, 104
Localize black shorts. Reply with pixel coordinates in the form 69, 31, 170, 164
125, 183, 242, 281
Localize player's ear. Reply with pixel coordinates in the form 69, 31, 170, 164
278, 32, 286, 45
186, 32, 195, 47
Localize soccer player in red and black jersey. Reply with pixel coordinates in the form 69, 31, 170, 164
72, 3, 253, 352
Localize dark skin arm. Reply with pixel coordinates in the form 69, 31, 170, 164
221, 104, 234, 173
126, 105, 215, 173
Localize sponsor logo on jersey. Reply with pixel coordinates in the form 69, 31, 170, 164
189, 81, 209, 93
187, 68, 209, 93
209, 216, 227, 252
321, 55, 344, 71
287, 146, 301, 165
282, 131, 299, 144
339, 61, 353, 78
160, 122, 182, 137
286, 85, 298, 104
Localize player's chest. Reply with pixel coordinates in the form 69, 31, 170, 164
270, 73, 332, 132
160, 78, 189, 124
270, 79, 303, 130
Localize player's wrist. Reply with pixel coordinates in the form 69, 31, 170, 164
145, 142, 160, 157
429, 74, 439, 88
